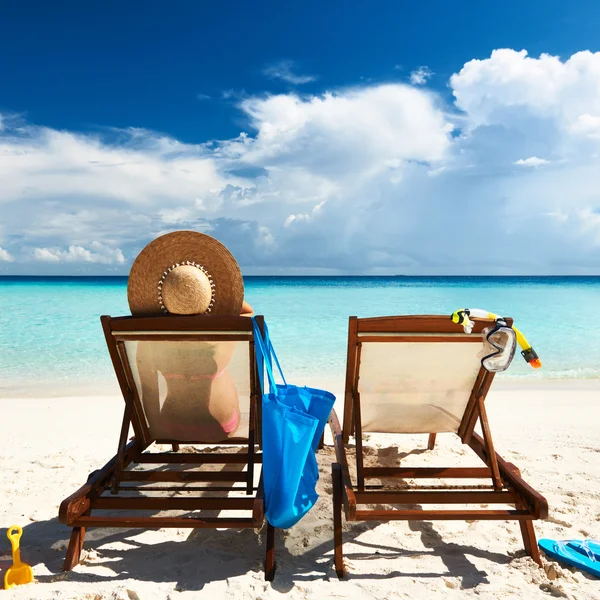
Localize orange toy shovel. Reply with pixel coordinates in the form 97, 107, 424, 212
4, 526, 33, 589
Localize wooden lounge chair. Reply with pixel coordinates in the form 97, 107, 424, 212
329, 315, 548, 577
59, 314, 276, 580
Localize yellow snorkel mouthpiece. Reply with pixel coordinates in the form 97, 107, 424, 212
514, 327, 542, 369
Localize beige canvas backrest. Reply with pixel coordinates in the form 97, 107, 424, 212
358, 338, 481, 433
345, 316, 510, 436
102, 315, 262, 446
122, 338, 252, 442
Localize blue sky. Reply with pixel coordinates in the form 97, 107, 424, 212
2, 1, 600, 274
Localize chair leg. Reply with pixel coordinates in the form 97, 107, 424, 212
265, 522, 276, 581
506, 463, 543, 568
62, 526, 86, 571
519, 519, 542, 567
427, 433, 437, 450
332, 463, 345, 578
171, 443, 180, 452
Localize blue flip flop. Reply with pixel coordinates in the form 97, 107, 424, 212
538, 538, 600, 578
567, 539, 600, 563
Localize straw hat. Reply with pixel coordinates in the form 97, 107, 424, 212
127, 231, 244, 316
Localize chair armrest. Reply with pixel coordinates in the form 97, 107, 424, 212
59, 439, 140, 525
328, 409, 357, 519
469, 432, 549, 519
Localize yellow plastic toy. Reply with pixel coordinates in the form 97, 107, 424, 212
4, 526, 33, 589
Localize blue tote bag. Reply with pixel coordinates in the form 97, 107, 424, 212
252, 318, 336, 529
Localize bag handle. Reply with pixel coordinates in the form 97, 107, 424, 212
262, 321, 287, 386
252, 317, 275, 393
252, 317, 286, 394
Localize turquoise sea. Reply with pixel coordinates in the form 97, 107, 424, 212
1, 276, 599, 396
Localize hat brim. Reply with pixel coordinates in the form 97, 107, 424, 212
127, 231, 244, 316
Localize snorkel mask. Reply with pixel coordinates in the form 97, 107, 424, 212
450, 308, 541, 373
479, 320, 517, 372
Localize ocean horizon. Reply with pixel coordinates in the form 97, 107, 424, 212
2, 275, 599, 396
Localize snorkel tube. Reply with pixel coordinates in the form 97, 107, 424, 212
450, 308, 542, 369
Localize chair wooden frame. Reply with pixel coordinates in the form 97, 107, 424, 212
59, 314, 276, 580
329, 315, 548, 577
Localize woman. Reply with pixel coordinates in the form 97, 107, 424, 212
127, 230, 253, 442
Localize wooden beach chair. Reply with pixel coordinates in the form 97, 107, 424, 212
59, 314, 276, 580
330, 315, 548, 577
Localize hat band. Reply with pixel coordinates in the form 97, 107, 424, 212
157, 261, 216, 314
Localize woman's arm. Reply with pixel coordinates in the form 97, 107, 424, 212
241, 300, 254, 316
136, 343, 161, 427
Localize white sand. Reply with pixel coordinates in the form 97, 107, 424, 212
1, 384, 599, 599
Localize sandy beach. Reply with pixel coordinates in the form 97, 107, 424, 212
1, 384, 599, 599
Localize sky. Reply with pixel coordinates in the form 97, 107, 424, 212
2, 1, 600, 275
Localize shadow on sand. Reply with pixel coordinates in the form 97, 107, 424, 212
12, 512, 510, 594
6, 443, 516, 593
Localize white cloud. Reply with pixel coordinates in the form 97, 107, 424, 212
577, 207, 600, 245
514, 156, 549, 167
33, 248, 61, 263
238, 84, 451, 173
0, 247, 14, 262
571, 113, 600, 138
0, 127, 234, 206
545, 209, 568, 223
158, 207, 198, 224
284, 213, 310, 227
284, 200, 326, 227
451, 49, 600, 133
196, 93, 211, 101
4, 49, 600, 274
263, 60, 317, 85
33, 243, 125, 264
258, 225, 276, 248
410, 66, 433, 85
